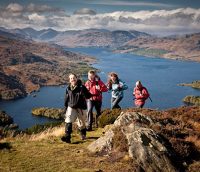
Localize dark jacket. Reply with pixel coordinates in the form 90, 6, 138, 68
64, 80, 92, 110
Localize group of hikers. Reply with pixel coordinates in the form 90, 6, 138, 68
62, 70, 150, 143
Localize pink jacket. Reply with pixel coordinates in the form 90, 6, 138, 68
133, 86, 149, 106
85, 79, 108, 101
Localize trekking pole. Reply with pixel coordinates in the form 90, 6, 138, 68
95, 76, 99, 128
149, 96, 153, 102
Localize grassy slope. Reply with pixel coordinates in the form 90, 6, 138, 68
1, 106, 200, 172
0, 127, 133, 172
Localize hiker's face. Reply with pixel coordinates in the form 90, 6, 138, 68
110, 75, 116, 82
69, 75, 77, 85
88, 73, 95, 80
137, 83, 142, 88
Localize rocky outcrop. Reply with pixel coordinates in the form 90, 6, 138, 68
32, 107, 64, 119
0, 110, 18, 139
88, 112, 177, 172
0, 110, 13, 126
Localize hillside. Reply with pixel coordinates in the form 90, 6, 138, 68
2, 27, 200, 62
0, 27, 150, 48
0, 33, 95, 100
116, 33, 200, 62
49, 29, 150, 48
0, 106, 200, 171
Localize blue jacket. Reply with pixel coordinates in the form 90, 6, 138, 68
110, 79, 128, 98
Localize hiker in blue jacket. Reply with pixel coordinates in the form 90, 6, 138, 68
107, 72, 128, 109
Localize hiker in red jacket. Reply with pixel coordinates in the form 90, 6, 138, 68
133, 81, 150, 108
85, 70, 108, 131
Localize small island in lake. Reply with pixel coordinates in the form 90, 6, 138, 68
183, 95, 200, 106
31, 107, 64, 119
178, 80, 200, 89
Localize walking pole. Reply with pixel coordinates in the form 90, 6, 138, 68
95, 77, 99, 128
149, 96, 153, 102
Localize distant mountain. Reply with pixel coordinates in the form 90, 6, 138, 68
49, 29, 150, 48
116, 33, 200, 62
0, 27, 60, 41
0, 29, 27, 40
0, 27, 150, 47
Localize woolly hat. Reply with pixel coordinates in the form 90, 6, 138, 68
136, 80, 142, 87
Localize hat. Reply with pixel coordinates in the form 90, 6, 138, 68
136, 80, 142, 86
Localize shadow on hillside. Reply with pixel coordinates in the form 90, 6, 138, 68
72, 141, 85, 144
87, 136, 99, 140
0, 142, 12, 150
71, 136, 99, 144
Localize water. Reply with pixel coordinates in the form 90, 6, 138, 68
0, 86, 66, 129
0, 47, 200, 129
67, 47, 200, 109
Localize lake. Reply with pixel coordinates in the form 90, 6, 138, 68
0, 47, 200, 129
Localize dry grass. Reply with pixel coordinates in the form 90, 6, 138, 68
29, 125, 65, 141
0, 127, 135, 172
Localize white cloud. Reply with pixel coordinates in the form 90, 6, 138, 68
74, 8, 96, 15
6, 3, 24, 12
0, 3, 200, 36
28, 13, 46, 21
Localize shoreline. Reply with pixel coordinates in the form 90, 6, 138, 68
114, 49, 200, 63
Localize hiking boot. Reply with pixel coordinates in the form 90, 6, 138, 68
62, 123, 72, 143
61, 136, 71, 143
86, 126, 92, 131
80, 128, 87, 140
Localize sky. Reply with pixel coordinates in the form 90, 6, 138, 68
0, 0, 200, 35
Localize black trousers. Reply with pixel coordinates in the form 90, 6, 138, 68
86, 100, 102, 128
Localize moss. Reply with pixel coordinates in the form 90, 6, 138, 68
98, 109, 121, 128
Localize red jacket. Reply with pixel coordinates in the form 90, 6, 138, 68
133, 86, 149, 106
85, 79, 108, 101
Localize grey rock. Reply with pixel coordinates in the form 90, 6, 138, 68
88, 112, 177, 172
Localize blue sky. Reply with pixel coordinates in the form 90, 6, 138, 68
1, 0, 200, 13
0, 0, 200, 35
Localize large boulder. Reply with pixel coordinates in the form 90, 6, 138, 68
88, 112, 177, 172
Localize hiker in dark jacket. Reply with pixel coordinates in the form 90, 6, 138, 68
62, 73, 92, 143
107, 72, 128, 109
